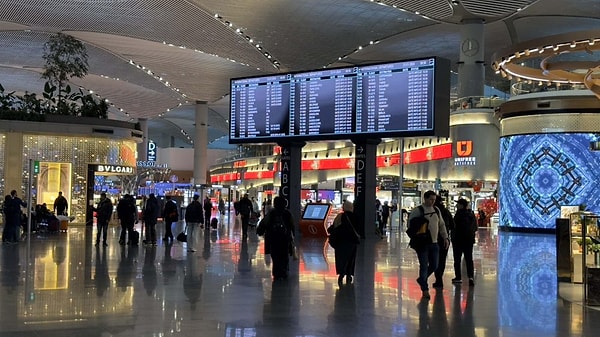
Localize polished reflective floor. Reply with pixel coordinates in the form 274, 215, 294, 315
1, 214, 599, 337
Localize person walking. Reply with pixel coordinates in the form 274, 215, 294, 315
432, 195, 455, 289
257, 196, 295, 280
452, 198, 478, 286
3, 191, 26, 243
328, 200, 360, 286
408, 190, 450, 299
95, 192, 113, 247
218, 197, 226, 216
53, 191, 68, 215
143, 193, 159, 245
185, 195, 203, 252
162, 195, 178, 242
203, 196, 213, 228
117, 194, 137, 245
238, 194, 253, 240
381, 201, 390, 233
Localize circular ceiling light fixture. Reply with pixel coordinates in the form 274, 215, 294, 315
491, 30, 600, 99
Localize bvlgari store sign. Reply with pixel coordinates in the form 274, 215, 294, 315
94, 164, 135, 174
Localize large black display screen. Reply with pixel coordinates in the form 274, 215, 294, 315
229, 57, 449, 143
229, 74, 290, 140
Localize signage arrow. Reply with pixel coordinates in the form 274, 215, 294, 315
357, 145, 365, 154
283, 148, 290, 156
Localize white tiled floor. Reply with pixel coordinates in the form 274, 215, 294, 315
1, 215, 599, 337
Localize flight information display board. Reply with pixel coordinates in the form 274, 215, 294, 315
229, 57, 449, 144
229, 74, 291, 140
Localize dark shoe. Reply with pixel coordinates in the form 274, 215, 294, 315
95, 241, 99, 247
119, 240, 125, 245
346, 275, 353, 284
452, 278, 462, 284
468, 278, 475, 286
432, 281, 443, 288
103, 242, 108, 247
338, 275, 344, 286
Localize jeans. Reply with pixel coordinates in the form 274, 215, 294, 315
186, 222, 199, 250
96, 218, 109, 244
416, 243, 440, 291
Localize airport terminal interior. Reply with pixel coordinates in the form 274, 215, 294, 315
0, 214, 599, 337
2, 1, 600, 337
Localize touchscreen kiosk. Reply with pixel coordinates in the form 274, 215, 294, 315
299, 203, 331, 238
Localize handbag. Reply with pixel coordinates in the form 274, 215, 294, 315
177, 225, 188, 242
289, 237, 299, 260
328, 226, 339, 249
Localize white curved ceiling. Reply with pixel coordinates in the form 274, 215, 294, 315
0, 0, 599, 148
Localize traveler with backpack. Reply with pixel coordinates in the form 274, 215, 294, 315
257, 196, 295, 280
407, 190, 450, 299
451, 199, 478, 286
327, 200, 360, 286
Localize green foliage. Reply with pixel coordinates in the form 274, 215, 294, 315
0, 33, 108, 121
42, 33, 88, 100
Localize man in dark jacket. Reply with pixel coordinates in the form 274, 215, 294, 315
203, 196, 213, 227
95, 192, 113, 247
238, 194, 253, 240
143, 193, 160, 245
185, 195, 203, 252
432, 195, 455, 288
162, 195, 178, 242
451, 198, 478, 286
53, 191, 68, 215
117, 194, 137, 245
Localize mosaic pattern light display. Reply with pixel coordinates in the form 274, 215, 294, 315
498, 233, 556, 332
499, 133, 600, 229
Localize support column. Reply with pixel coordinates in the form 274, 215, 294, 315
278, 142, 305, 236
194, 101, 208, 185
458, 19, 485, 98
138, 118, 148, 161
4, 132, 24, 196
353, 138, 381, 239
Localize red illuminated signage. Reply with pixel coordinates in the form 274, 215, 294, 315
403, 143, 452, 164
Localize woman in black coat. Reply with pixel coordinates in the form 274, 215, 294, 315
257, 196, 295, 280
328, 200, 360, 285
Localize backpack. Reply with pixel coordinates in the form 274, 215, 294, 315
406, 205, 439, 250
269, 213, 289, 238
406, 205, 440, 238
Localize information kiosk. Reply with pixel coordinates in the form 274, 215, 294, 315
299, 203, 331, 238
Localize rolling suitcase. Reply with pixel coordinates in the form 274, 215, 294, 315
130, 230, 140, 246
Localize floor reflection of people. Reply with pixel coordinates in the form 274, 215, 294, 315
238, 240, 251, 273
94, 246, 110, 297
142, 245, 157, 296
416, 289, 449, 337
326, 285, 358, 336
451, 287, 475, 337
258, 280, 298, 336
116, 245, 138, 291
431, 289, 449, 337
163, 241, 177, 284
202, 227, 211, 260
183, 252, 203, 311
1, 244, 20, 292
